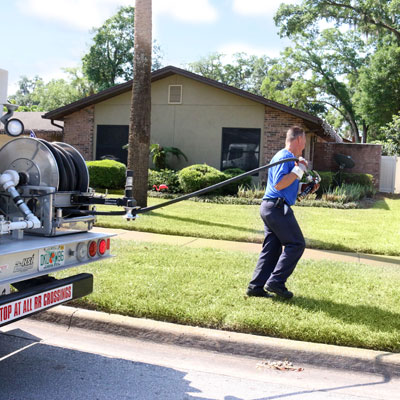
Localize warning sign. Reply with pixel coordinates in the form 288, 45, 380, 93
0, 284, 73, 325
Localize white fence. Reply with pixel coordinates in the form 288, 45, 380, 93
380, 156, 400, 193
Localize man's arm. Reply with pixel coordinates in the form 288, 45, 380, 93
274, 173, 298, 190
274, 159, 308, 191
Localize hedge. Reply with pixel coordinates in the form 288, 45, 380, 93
178, 164, 227, 194
221, 168, 252, 195
86, 159, 126, 189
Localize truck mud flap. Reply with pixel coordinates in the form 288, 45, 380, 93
0, 273, 93, 327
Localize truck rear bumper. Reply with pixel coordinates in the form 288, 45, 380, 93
0, 273, 92, 327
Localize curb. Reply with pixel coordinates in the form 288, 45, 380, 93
32, 305, 400, 376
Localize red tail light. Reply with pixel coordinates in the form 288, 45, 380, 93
98, 239, 107, 255
88, 241, 97, 257
106, 238, 110, 250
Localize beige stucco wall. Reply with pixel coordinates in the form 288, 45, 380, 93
94, 74, 265, 170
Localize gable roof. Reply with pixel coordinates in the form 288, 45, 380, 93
43, 65, 342, 142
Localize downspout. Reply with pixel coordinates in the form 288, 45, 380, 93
51, 119, 64, 133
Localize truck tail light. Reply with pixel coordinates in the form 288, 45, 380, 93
98, 239, 106, 256
88, 241, 97, 258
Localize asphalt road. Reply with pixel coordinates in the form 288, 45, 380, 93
0, 318, 399, 400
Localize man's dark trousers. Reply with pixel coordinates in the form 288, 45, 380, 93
248, 199, 305, 290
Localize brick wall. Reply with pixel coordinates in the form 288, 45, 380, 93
63, 106, 95, 160
261, 106, 309, 182
36, 131, 63, 142
313, 142, 382, 187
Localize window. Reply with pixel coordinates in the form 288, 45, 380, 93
221, 128, 261, 172
96, 125, 128, 164
168, 85, 182, 104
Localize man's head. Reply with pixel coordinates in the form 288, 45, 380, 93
286, 126, 306, 156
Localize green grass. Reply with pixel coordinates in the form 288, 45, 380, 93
60, 239, 400, 352
95, 195, 400, 256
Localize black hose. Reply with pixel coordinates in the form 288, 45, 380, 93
64, 157, 298, 217
136, 157, 298, 214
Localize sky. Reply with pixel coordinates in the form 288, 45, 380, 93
1, 0, 300, 95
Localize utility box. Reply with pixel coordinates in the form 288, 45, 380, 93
0, 68, 8, 105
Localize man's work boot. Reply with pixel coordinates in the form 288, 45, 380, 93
246, 287, 273, 298
265, 283, 293, 299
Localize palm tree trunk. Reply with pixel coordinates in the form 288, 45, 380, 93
127, 0, 152, 207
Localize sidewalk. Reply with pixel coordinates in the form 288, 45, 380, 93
32, 227, 400, 376
93, 227, 400, 267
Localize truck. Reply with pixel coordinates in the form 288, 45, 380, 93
0, 69, 136, 327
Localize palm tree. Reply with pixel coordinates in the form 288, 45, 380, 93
150, 144, 188, 170
127, 0, 152, 207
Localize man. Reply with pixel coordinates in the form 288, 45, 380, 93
247, 126, 310, 299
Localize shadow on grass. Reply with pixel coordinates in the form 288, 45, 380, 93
287, 296, 400, 341
148, 211, 262, 235
305, 238, 400, 259
372, 198, 391, 210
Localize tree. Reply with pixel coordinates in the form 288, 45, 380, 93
275, 0, 400, 42
9, 69, 94, 112
373, 112, 400, 155
9, 76, 43, 108
262, 29, 369, 142
187, 52, 271, 95
274, 0, 400, 141
63, 66, 97, 97
82, 6, 162, 90
260, 53, 322, 114
127, 0, 152, 207
354, 39, 400, 135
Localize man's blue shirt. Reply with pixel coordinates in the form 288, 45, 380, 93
263, 149, 299, 206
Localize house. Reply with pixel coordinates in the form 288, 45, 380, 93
42, 65, 380, 184
0, 112, 63, 147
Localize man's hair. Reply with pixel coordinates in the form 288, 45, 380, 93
286, 126, 305, 142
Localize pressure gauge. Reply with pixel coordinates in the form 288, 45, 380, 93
76, 242, 88, 261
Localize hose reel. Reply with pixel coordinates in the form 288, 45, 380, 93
0, 137, 89, 192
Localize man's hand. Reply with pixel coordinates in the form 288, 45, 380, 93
297, 157, 308, 173
291, 157, 309, 180
311, 183, 320, 194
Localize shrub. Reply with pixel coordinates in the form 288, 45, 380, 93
86, 159, 126, 189
148, 169, 181, 193
221, 168, 252, 195
341, 172, 374, 187
322, 183, 376, 203
178, 164, 226, 194
237, 184, 265, 200
315, 171, 334, 195
315, 171, 374, 196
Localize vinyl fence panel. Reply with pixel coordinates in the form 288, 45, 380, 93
379, 156, 399, 193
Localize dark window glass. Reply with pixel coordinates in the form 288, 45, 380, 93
96, 125, 128, 164
221, 128, 260, 172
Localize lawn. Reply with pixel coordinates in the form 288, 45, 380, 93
95, 195, 400, 256
61, 239, 400, 352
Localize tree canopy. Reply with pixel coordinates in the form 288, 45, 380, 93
275, 0, 400, 41
187, 53, 270, 95
274, 0, 400, 142
83, 6, 162, 91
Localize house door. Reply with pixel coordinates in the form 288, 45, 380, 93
96, 125, 128, 164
